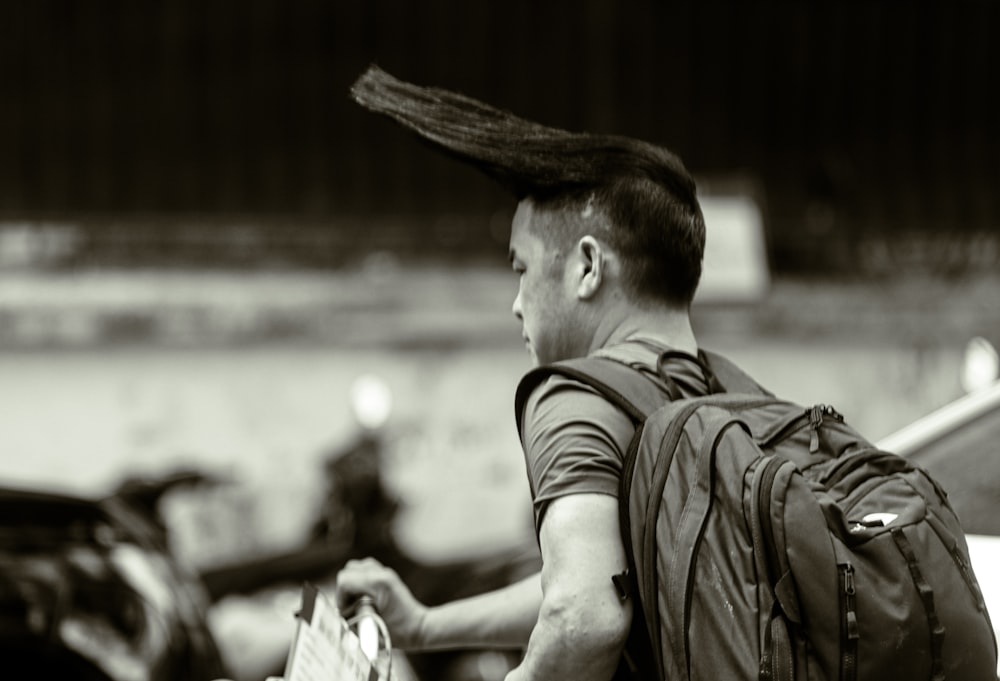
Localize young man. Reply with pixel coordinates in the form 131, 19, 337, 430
335, 66, 710, 681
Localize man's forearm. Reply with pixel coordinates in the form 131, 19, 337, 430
416, 572, 542, 650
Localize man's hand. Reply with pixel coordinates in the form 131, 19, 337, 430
335, 557, 429, 649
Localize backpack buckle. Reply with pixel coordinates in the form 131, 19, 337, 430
612, 569, 634, 602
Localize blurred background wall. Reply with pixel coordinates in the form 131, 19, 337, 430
1, 0, 997, 274
1, 0, 998, 560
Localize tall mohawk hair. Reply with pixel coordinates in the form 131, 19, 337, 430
349, 65, 699, 206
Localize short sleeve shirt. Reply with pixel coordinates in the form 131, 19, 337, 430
519, 338, 710, 532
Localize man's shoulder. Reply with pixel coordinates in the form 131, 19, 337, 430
517, 340, 671, 417
524, 370, 619, 415
515, 370, 632, 446
518, 347, 667, 437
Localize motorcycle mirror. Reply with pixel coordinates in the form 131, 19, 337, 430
960, 336, 999, 394
350, 374, 393, 430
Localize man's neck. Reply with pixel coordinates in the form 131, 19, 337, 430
589, 306, 697, 357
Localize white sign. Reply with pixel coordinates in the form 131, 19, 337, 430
695, 193, 770, 303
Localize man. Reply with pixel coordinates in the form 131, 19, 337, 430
336, 66, 710, 681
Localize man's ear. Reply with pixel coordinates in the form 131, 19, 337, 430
575, 236, 605, 300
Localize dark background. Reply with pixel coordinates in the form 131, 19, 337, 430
1, 0, 997, 273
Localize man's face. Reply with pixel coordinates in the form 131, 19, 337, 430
508, 200, 585, 366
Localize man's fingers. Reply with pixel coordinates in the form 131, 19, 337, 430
335, 557, 395, 610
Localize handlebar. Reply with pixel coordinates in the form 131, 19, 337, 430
347, 595, 392, 680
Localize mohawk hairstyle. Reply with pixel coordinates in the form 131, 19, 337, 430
350, 65, 706, 307
349, 65, 699, 207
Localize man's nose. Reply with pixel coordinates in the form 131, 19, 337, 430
511, 291, 522, 320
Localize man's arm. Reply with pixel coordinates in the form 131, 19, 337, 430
506, 493, 631, 681
419, 572, 542, 649
335, 558, 541, 650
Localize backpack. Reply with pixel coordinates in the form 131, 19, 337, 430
515, 348, 998, 681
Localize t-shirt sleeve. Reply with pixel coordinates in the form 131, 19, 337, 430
520, 375, 635, 531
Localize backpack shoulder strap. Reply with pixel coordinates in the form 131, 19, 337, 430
515, 349, 773, 437
699, 349, 775, 397
515, 356, 665, 440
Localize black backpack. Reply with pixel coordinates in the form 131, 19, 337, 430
515, 349, 997, 680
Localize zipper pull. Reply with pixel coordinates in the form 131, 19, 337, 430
843, 565, 859, 640
844, 564, 856, 595
846, 610, 859, 640
808, 404, 842, 453
808, 405, 823, 453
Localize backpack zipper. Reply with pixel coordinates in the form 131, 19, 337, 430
753, 403, 844, 451
922, 512, 999, 660
839, 563, 860, 681
808, 404, 842, 452
950, 547, 989, 613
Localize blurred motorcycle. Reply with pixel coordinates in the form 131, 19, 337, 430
0, 474, 226, 680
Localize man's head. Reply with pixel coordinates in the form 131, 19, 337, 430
508, 180, 702, 364
522, 173, 705, 309
350, 66, 706, 361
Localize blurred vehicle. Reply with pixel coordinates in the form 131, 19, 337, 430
877, 337, 1000, 674
0, 479, 226, 680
